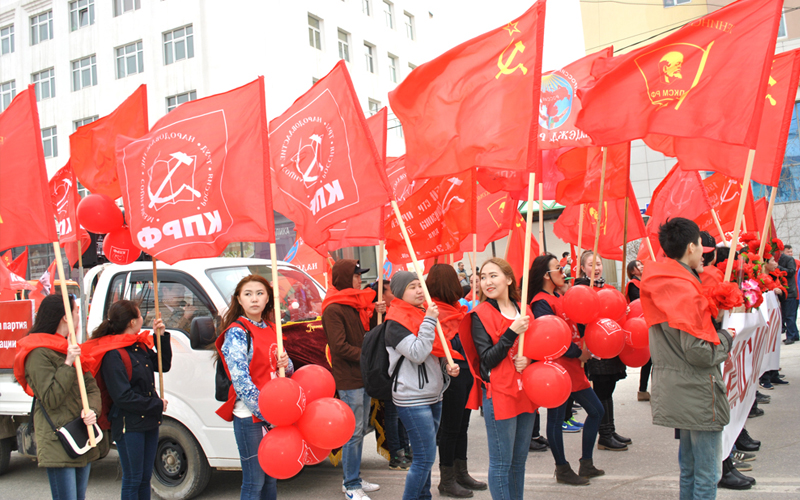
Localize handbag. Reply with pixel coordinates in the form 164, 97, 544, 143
36, 399, 103, 459
15, 398, 37, 457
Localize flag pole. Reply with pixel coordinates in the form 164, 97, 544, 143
577, 204, 585, 258
757, 187, 778, 259
724, 150, 756, 282
622, 196, 629, 291
52, 242, 95, 447
152, 259, 164, 396
391, 200, 455, 367
646, 236, 656, 261
269, 243, 286, 377
518, 172, 536, 360
77, 240, 87, 342
377, 240, 385, 324
538, 182, 545, 255
503, 229, 513, 260
472, 234, 478, 309
711, 209, 728, 246
590, 148, 608, 288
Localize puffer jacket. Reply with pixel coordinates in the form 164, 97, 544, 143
25, 348, 102, 468
649, 322, 733, 431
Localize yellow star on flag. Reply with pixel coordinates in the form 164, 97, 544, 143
504, 22, 520, 36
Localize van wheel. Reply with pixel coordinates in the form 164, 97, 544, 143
151, 419, 211, 500
0, 437, 12, 475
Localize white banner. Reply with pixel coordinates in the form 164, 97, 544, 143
720, 291, 781, 456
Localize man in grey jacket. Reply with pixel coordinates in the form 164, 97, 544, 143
641, 218, 735, 500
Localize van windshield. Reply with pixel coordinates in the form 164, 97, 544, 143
206, 266, 324, 324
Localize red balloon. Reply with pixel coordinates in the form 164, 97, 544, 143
597, 288, 627, 325
258, 378, 306, 427
103, 227, 141, 265
291, 364, 336, 404
77, 194, 124, 234
627, 299, 643, 319
303, 441, 331, 465
563, 285, 600, 324
584, 318, 626, 359
296, 397, 356, 450
523, 315, 571, 361
258, 426, 305, 479
522, 361, 572, 408
623, 317, 649, 349
619, 344, 650, 368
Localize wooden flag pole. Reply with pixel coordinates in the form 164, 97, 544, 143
758, 187, 778, 259
391, 200, 455, 367
503, 229, 513, 260
711, 209, 728, 246
577, 204, 585, 256
538, 182, 545, 256
724, 150, 756, 282
269, 243, 286, 377
590, 148, 608, 288
77, 240, 87, 342
152, 259, 164, 396
518, 172, 537, 360
52, 242, 95, 447
646, 236, 656, 261
377, 241, 385, 324
622, 196, 629, 291
472, 234, 478, 309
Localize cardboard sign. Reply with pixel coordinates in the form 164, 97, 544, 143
0, 300, 34, 369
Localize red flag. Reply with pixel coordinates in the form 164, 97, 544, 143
476, 146, 570, 201
29, 259, 58, 308
646, 49, 800, 187
576, 0, 783, 148
385, 171, 473, 264
117, 78, 274, 265
754, 197, 777, 241
0, 251, 11, 268
0, 86, 58, 251
269, 61, 390, 250
0, 257, 33, 291
8, 249, 28, 278
646, 163, 711, 230
389, 2, 546, 179
458, 186, 517, 253
284, 238, 333, 290
64, 228, 91, 268
505, 210, 541, 280
553, 183, 646, 261
539, 47, 613, 149
50, 162, 82, 244
693, 172, 758, 236
71, 85, 148, 199
555, 143, 630, 205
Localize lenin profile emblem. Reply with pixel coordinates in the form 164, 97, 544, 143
635, 42, 714, 110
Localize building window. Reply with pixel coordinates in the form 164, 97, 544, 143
74, 115, 99, 131
383, 1, 394, 28
389, 115, 403, 138
1, 25, 14, 55
0, 80, 15, 112
116, 41, 144, 78
404, 12, 414, 40
308, 15, 321, 50
163, 25, 194, 65
779, 12, 788, 38
69, 0, 95, 31
166, 90, 197, 113
30, 11, 53, 45
362, 0, 371, 16
388, 55, 398, 83
663, 0, 691, 6
114, 0, 141, 17
32, 68, 55, 101
364, 42, 375, 73
41, 126, 57, 158
72, 55, 97, 91
368, 99, 380, 116
338, 29, 350, 61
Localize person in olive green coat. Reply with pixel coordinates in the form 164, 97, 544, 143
24, 294, 102, 500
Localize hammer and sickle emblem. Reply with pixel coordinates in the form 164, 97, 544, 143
496, 41, 527, 79
766, 76, 777, 106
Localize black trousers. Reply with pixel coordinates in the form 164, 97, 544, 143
592, 375, 618, 401
639, 360, 652, 392
438, 359, 473, 466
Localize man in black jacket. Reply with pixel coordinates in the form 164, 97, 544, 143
778, 245, 799, 344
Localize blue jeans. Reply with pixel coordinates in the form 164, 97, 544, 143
232, 416, 277, 500
117, 428, 158, 500
782, 299, 799, 341
482, 389, 535, 500
338, 388, 371, 490
546, 388, 604, 466
384, 399, 410, 456
678, 429, 722, 500
46, 464, 91, 500
397, 402, 442, 500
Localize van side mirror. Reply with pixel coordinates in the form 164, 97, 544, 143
189, 317, 216, 350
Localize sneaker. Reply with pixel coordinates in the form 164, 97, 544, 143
747, 406, 764, 418
344, 489, 371, 500
771, 378, 789, 385
755, 392, 770, 404
567, 417, 584, 428
529, 436, 548, 452
572, 402, 583, 410
342, 481, 380, 494
759, 380, 774, 390
733, 458, 753, 472
562, 421, 581, 433
389, 455, 410, 470
733, 450, 756, 462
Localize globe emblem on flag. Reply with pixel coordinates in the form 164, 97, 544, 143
539, 74, 573, 130
286, 240, 300, 262
147, 151, 201, 211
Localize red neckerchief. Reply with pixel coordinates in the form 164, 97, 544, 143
82, 331, 155, 376
14, 334, 96, 397
385, 298, 426, 337
321, 286, 376, 330
433, 299, 467, 360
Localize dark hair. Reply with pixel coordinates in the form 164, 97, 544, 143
426, 264, 463, 306
478, 258, 520, 303
368, 280, 391, 303
700, 231, 717, 266
526, 254, 557, 305
715, 246, 730, 266
90, 300, 141, 339
29, 294, 76, 335
626, 260, 641, 279
461, 284, 471, 298
218, 275, 274, 335
562, 252, 569, 258
785, 244, 793, 250
658, 218, 701, 260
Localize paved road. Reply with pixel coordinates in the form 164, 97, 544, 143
4, 344, 799, 499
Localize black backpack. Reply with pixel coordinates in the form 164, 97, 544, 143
360, 322, 404, 400
215, 320, 251, 402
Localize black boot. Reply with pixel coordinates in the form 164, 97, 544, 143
735, 428, 760, 451
555, 463, 590, 485
597, 399, 627, 451
578, 458, 605, 478
438, 465, 473, 498
718, 457, 752, 490
607, 397, 632, 445
453, 459, 487, 491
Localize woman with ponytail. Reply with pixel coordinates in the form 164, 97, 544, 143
215, 275, 291, 500
87, 299, 169, 500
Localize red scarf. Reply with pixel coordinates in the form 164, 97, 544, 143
321, 286, 376, 331
433, 299, 466, 360
14, 334, 95, 397
82, 331, 155, 376
641, 259, 720, 344
699, 265, 724, 288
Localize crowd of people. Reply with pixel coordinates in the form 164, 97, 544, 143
14, 217, 794, 500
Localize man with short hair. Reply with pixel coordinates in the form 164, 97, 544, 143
779, 245, 799, 344
457, 262, 469, 287
641, 218, 734, 500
